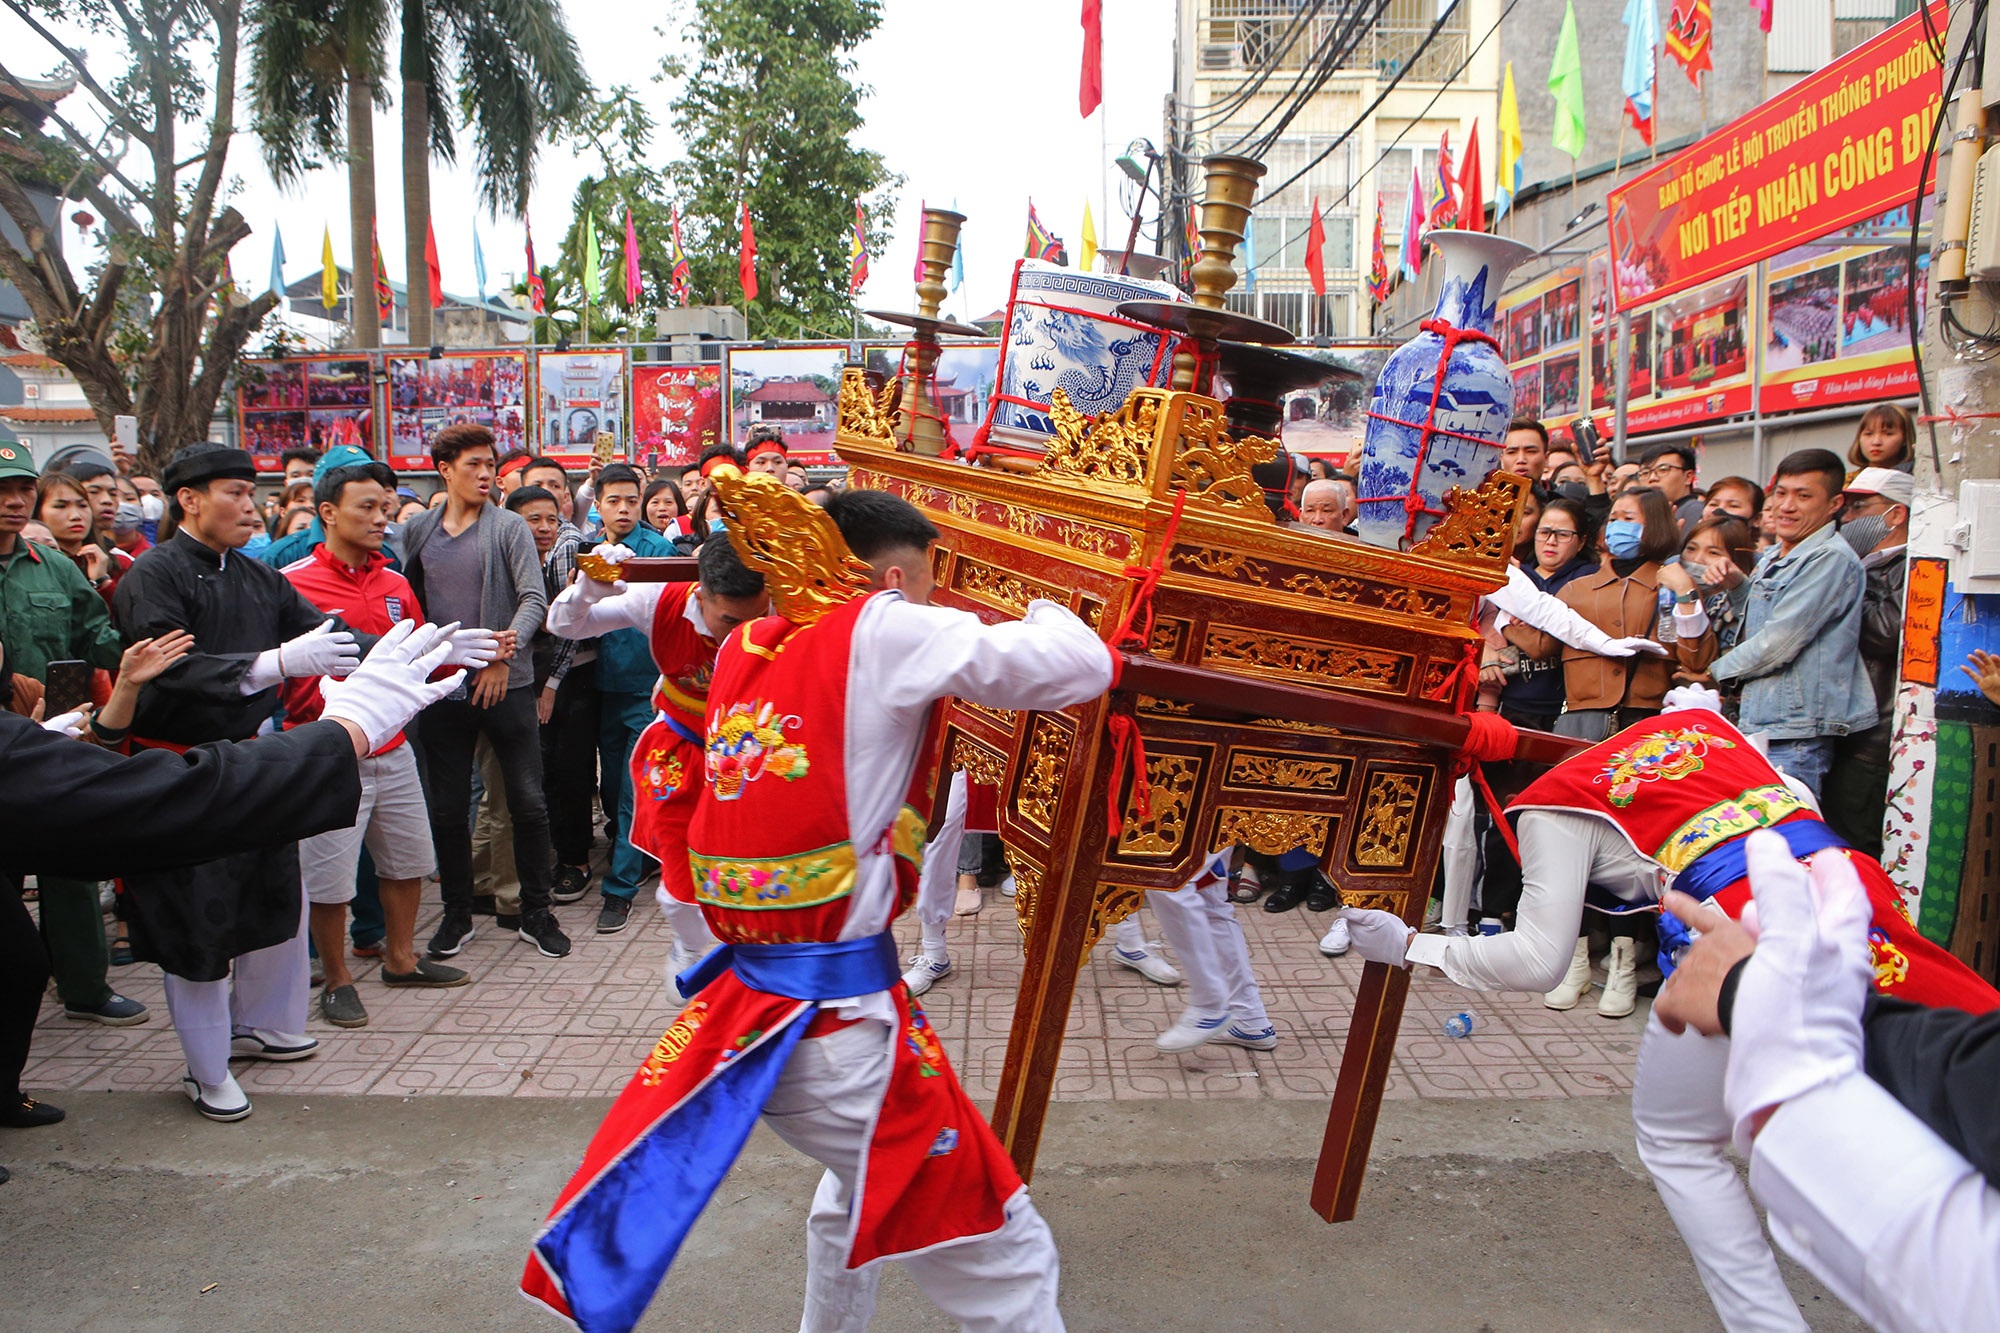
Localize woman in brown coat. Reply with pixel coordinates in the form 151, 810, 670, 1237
1507, 486, 1719, 743
1503, 487, 1721, 1017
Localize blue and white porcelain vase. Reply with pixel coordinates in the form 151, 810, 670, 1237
1355, 231, 1535, 549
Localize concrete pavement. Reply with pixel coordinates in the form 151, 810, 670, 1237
5, 1091, 1863, 1332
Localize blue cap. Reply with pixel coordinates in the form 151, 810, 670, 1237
312, 444, 376, 483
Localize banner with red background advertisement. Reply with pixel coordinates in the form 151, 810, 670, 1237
631, 364, 722, 469
1607, 3, 1944, 312
237, 357, 375, 470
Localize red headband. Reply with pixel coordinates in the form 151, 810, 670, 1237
498, 455, 531, 478
699, 454, 735, 479
745, 438, 787, 461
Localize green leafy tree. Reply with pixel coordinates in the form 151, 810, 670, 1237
0, 0, 278, 471
543, 87, 676, 341
248, 0, 394, 347
395, 0, 589, 345
664, 0, 899, 340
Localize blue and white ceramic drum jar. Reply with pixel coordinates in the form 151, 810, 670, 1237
1355, 231, 1535, 549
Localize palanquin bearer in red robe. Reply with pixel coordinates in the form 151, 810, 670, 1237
523, 470, 1110, 1333
1339, 686, 2000, 1333
544, 531, 769, 982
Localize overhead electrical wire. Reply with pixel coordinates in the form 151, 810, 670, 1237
1227, 0, 1412, 158
1189, 0, 1333, 130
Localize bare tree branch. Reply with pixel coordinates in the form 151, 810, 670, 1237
0, 0, 154, 141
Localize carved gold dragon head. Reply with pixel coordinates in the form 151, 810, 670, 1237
705, 463, 874, 625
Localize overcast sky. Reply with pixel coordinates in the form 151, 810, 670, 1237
9, 0, 1175, 342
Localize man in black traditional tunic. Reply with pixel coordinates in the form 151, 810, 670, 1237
110, 444, 495, 1120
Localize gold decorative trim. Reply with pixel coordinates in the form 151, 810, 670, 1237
1008, 853, 1045, 938
1174, 547, 1272, 580
1167, 396, 1277, 519
706, 464, 873, 626
1040, 387, 1153, 487
952, 555, 1066, 619
1115, 754, 1201, 857
1353, 771, 1424, 868
1215, 807, 1332, 856
1225, 750, 1350, 792
1420, 659, 1460, 699
1342, 889, 1409, 915
1407, 471, 1530, 572
836, 366, 901, 445
1203, 624, 1409, 695
1016, 715, 1072, 833
1087, 883, 1148, 954
1138, 695, 1193, 716
950, 735, 1008, 789
958, 698, 1019, 731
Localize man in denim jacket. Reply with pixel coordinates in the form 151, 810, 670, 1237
1707, 448, 1876, 798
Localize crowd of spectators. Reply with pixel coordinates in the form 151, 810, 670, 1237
1, 424, 832, 1088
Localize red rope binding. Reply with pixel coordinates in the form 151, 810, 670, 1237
1453, 709, 1523, 863
1103, 491, 1187, 838
1362, 317, 1505, 543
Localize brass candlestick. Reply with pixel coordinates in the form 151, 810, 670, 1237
1117, 154, 1294, 395
865, 207, 982, 457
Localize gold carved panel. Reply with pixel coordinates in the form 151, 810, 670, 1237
1016, 715, 1073, 834
958, 698, 1018, 731
1087, 883, 1148, 953
1115, 753, 1201, 858
952, 555, 1066, 619
1202, 624, 1410, 695
1224, 750, 1351, 793
1214, 807, 1333, 856
1342, 888, 1411, 915
1352, 769, 1426, 869
1039, 387, 1154, 487
1407, 471, 1529, 574
950, 735, 1007, 788
1167, 396, 1278, 519
1008, 853, 1044, 939
836, 366, 900, 445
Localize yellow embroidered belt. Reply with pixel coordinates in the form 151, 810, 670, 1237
689, 806, 927, 911
1653, 784, 1809, 873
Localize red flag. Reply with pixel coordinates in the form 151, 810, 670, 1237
1080, 0, 1103, 117
525, 217, 546, 313
425, 221, 444, 308
1304, 196, 1327, 298
624, 208, 644, 306
1457, 120, 1486, 232
739, 200, 758, 302
1666, 0, 1714, 84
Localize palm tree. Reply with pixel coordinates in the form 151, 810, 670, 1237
396, 0, 588, 345
249, 0, 395, 348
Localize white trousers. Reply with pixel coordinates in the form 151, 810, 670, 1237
915, 771, 1150, 961
160, 889, 310, 1087
759, 1020, 1065, 1333
653, 886, 720, 957
1439, 775, 1477, 930
1145, 869, 1268, 1028
1632, 1011, 1809, 1331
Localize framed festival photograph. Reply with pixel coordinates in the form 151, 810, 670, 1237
537, 349, 628, 465
236, 355, 376, 470
383, 350, 530, 470
725, 343, 848, 466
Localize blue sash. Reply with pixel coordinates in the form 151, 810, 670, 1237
674, 931, 902, 1001
657, 711, 703, 748
1653, 818, 1848, 979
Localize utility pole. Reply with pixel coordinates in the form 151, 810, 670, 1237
1884, 0, 2000, 981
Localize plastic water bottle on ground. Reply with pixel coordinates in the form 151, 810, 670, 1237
1443, 1011, 1476, 1039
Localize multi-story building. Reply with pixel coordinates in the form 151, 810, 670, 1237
1171, 0, 1505, 339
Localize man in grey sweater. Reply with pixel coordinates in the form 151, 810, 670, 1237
401, 424, 570, 960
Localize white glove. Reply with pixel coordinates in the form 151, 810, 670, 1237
438, 625, 501, 669
1337, 906, 1413, 967
1662, 684, 1724, 715
571, 542, 634, 605
318, 620, 465, 752
41, 708, 90, 738
1722, 831, 1874, 1153
1487, 568, 1666, 657
279, 619, 362, 679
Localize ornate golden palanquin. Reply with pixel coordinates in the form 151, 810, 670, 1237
836, 366, 1546, 1220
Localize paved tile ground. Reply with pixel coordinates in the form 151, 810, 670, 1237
25, 875, 1649, 1106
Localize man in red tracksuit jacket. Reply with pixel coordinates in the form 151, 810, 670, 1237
281, 459, 477, 1029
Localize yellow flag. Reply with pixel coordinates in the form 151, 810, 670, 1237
1079, 201, 1098, 272
1497, 62, 1524, 220
320, 227, 338, 310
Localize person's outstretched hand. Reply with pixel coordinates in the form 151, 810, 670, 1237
319, 620, 464, 753
1654, 890, 1756, 1036
436, 625, 501, 670
278, 618, 362, 679
1722, 832, 1874, 1151
1962, 649, 2000, 707
571, 542, 633, 604
1604, 636, 1670, 657
119, 630, 194, 685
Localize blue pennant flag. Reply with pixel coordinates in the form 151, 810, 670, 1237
473, 225, 488, 302
268, 225, 286, 299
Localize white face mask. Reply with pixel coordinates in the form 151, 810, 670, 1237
139, 494, 164, 521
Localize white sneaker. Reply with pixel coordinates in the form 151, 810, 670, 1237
1215, 1022, 1279, 1051
1112, 941, 1182, 986
901, 953, 954, 996
1154, 1010, 1229, 1052
229, 1029, 318, 1062
1318, 918, 1352, 957
182, 1070, 251, 1122
997, 874, 1016, 898
1422, 898, 1442, 929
